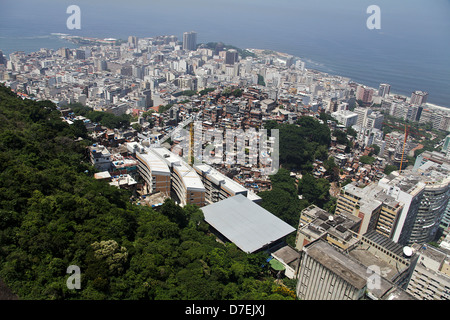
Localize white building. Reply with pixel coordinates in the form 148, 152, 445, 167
331, 109, 358, 128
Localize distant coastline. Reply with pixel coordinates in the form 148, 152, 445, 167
2, 33, 449, 112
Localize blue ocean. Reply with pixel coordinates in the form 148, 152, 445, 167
1, 0, 449, 108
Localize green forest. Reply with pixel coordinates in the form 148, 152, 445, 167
0, 85, 295, 300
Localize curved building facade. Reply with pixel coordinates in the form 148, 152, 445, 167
151, 147, 205, 207
136, 151, 171, 195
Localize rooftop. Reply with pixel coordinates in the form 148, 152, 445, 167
201, 194, 296, 253
271, 245, 300, 270
136, 150, 171, 176
305, 239, 399, 298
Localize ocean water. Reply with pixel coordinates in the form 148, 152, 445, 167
1, 0, 449, 108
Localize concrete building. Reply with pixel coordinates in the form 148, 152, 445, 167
201, 194, 296, 253
413, 150, 448, 171
295, 205, 361, 252
406, 243, 450, 300
378, 165, 450, 246
351, 230, 415, 288
296, 239, 414, 300
151, 147, 205, 207
353, 107, 372, 128
410, 90, 428, 106
270, 245, 301, 279
378, 83, 391, 98
193, 163, 262, 204
356, 85, 374, 104
89, 144, 111, 171
183, 31, 197, 51
413, 151, 450, 236
335, 183, 385, 236
225, 49, 239, 65
331, 109, 358, 128
365, 111, 384, 130
335, 181, 406, 241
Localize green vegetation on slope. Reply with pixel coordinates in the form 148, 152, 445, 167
0, 85, 293, 300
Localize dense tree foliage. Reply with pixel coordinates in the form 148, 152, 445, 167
68, 103, 131, 129
359, 155, 376, 165
259, 118, 336, 232
258, 169, 307, 228
0, 85, 293, 300
297, 173, 331, 208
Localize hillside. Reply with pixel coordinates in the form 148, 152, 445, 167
0, 85, 293, 300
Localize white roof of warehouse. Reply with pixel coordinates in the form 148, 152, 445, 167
201, 194, 295, 253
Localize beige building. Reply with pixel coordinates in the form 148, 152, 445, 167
296, 236, 416, 300
335, 183, 383, 235
136, 151, 171, 196
335, 182, 404, 240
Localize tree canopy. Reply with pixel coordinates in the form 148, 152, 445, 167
265, 117, 331, 172
0, 85, 294, 300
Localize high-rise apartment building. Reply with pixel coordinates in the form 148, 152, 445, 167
225, 49, 239, 65
0, 50, 6, 65
406, 243, 450, 300
335, 182, 402, 238
365, 111, 384, 130
378, 164, 450, 246
410, 91, 428, 106
335, 158, 450, 246
378, 83, 391, 97
356, 85, 374, 103
443, 134, 450, 156
128, 36, 138, 48
183, 31, 197, 51
353, 107, 372, 128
